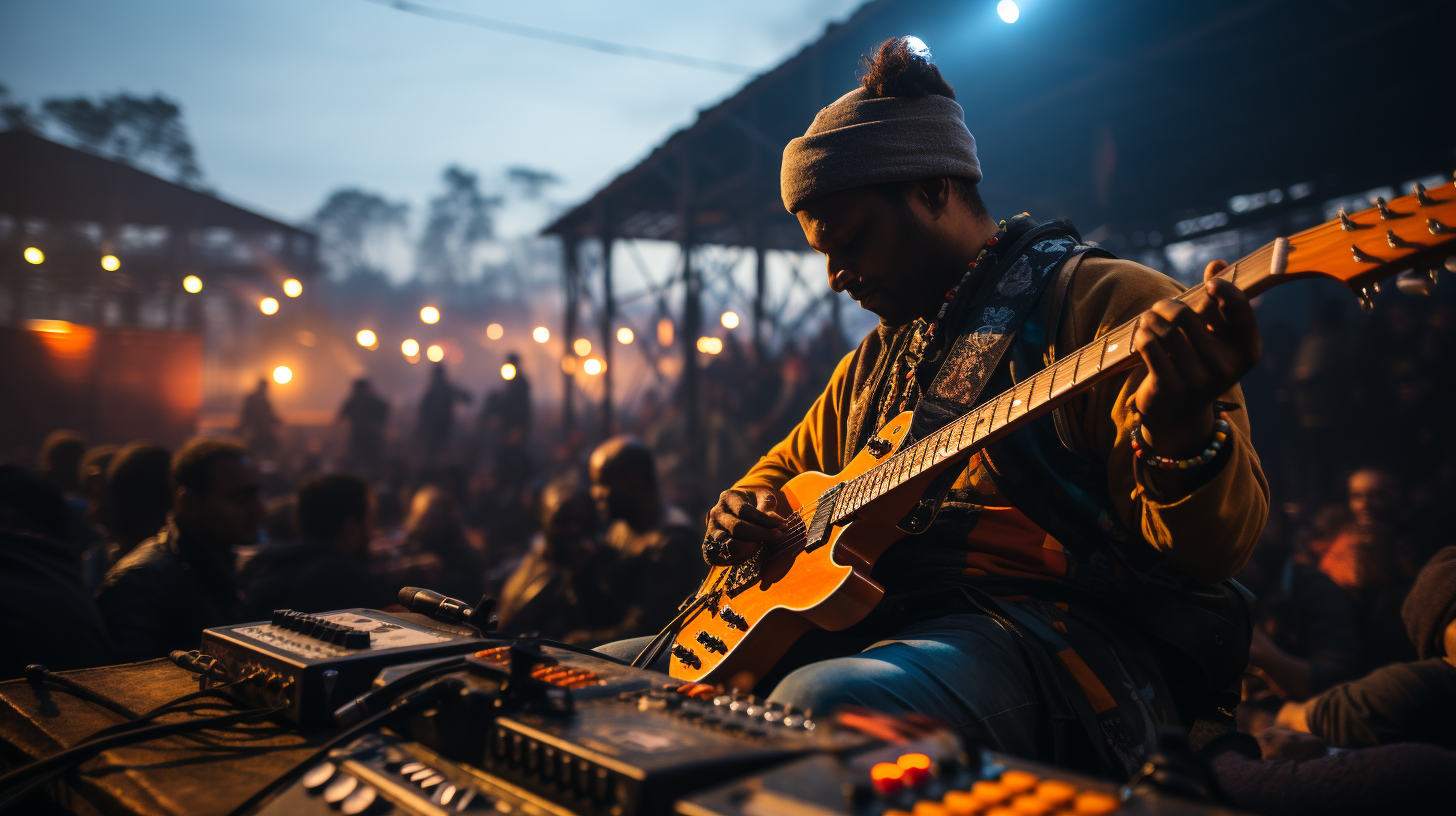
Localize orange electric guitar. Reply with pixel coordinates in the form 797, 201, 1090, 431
664, 180, 1456, 684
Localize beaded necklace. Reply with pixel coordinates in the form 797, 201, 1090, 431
875, 221, 1008, 429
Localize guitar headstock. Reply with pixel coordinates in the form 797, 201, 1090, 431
1271, 177, 1456, 310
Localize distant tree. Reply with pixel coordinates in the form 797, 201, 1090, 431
312, 188, 410, 279
505, 166, 562, 200
39, 91, 204, 187
416, 165, 500, 284
0, 84, 41, 133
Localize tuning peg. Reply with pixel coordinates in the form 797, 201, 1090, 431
1431, 218, 1454, 235
1351, 244, 1379, 263
1446, 256, 1456, 273
1358, 286, 1376, 314
1415, 184, 1435, 207
1396, 269, 1435, 296
1339, 210, 1359, 231
1373, 197, 1397, 220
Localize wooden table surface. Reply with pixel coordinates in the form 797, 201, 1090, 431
0, 660, 331, 816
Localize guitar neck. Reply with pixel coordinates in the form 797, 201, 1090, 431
829, 180, 1456, 526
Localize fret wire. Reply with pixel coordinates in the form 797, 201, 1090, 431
1071, 347, 1084, 383
1044, 364, 1056, 404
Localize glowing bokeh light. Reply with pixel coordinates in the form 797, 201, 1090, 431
182, 275, 203, 293
582, 358, 603, 376
23, 247, 44, 264
101, 254, 121, 271
696, 336, 723, 354
420, 306, 440, 324
283, 278, 303, 297
561, 356, 578, 374
657, 317, 674, 347
356, 329, 377, 348
272, 365, 293, 384
617, 327, 634, 344
485, 323, 504, 340
532, 326, 550, 343
720, 311, 740, 329
573, 338, 592, 356
501, 363, 517, 380
259, 297, 279, 315
426, 344, 445, 362
401, 338, 420, 357
997, 0, 1019, 23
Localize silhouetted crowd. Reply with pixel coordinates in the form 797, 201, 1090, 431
1, 290, 1453, 792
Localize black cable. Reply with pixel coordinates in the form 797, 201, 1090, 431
0, 704, 286, 811
632, 592, 715, 669
333, 654, 467, 726
23, 665, 138, 721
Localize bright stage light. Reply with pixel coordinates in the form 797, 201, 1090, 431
582, 358, 603, 376
260, 297, 279, 315
272, 365, 293, 384
426, 344, 445, 362
532, 326, 550, 343
486, 323, 504, 340
903, 35, 931, 57
657, 317, 674, 347
696, 336, 723, 355
573, 338, 592, 356
356, 329, 377, 348
420, 306, 440, 324
283, 278, 303, 297
101, 254, 121, 271
617, 327, 634, 344
720, 311, 740, 329
401, 338, 420, 357
501, 363, 517, 380
997, 0, 1019, 23
183, 275, 203, 293
23, 247, 44, 264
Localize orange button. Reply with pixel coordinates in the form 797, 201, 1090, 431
1007, 794, 1050, 816
1072, 791, 1120, 815
898, 753, 934, 787
914, 801, 948, 816
970, 781, 1008, 804
871, 762, 906, 795
998, 770, 1039, 793
1031, 780, 1077, 807
942, 791, 979, 816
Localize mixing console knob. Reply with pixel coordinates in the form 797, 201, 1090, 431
344, 629, 371, 649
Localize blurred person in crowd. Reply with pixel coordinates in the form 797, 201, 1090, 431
0, 464, 112, 679
1235, 513, 1362, 730
482, 352, 531, 440
77, 443, 118, 588
338, 378, 389, 477
240, 474, 392, 616
37, 429, 92, 559
1278, 546, 1456, 749
575, 437, 700, 643
104, 442, 173, 561
417, 363, 471, 464
96, 439, 262, 662
263, 494, 298, 544
238, 378, 282, 462
497, 475, 602, 640
399, 484, 485, 602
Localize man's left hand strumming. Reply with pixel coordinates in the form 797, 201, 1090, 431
1132, 259, 1262, 476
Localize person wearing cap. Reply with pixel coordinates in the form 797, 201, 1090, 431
603, 36, 1269, 778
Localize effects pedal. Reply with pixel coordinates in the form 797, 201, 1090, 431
199, 608, 484, 725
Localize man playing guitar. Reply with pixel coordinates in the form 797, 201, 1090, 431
603, 36, 1267, 777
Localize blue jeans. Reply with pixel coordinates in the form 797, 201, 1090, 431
596, 612, 1041, 757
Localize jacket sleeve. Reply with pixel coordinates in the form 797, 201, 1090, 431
1057, 257, 1269, 583
95, 566, 177, 663
732, 350, 858, 493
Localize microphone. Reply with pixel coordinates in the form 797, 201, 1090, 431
398, 587, 475, 625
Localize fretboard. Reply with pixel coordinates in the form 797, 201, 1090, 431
827, 239, 1285, 526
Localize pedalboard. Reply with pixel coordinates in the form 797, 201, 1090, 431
199, 608, 483, 725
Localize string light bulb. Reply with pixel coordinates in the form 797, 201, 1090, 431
182, 275, 203, 293
356, 329, 377, 348
259, 297, 279, 315
283, 278, 303, 297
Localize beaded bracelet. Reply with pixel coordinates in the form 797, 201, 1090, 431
1130, 410, 1231, 470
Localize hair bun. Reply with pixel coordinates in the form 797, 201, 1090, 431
860, 36, 956, 100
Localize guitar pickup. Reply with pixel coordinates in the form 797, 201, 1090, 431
670, 644, 701, 669
720, 608, 748, 631
696, 632, 727, 654
805, 482, 843, 550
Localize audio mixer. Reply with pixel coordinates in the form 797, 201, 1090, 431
199, 608, 484, 725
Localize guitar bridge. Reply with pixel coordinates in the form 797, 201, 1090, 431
805, 482, 843, 551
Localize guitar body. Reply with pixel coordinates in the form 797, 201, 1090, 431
668, 411, 956, 684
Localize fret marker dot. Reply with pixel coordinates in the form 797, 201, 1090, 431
1107, 344, 1118, 352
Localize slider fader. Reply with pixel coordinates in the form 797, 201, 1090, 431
199, 608, 484, 725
